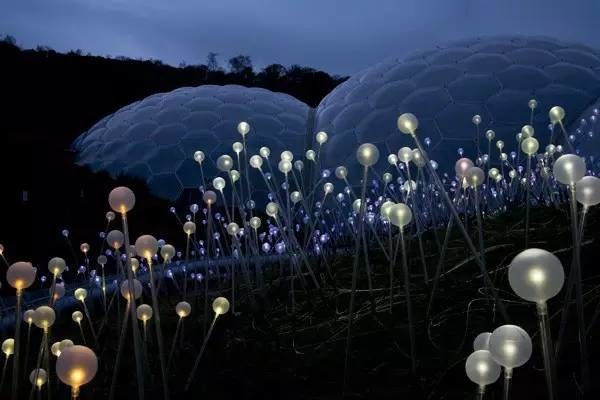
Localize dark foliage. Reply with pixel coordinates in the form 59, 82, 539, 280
0, 38, 345, 266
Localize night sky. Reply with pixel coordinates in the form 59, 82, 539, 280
2, 0, 599, 74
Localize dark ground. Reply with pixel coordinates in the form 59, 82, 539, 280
4, 204, 599, 400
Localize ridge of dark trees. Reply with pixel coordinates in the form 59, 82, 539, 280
0, 35, 346, 264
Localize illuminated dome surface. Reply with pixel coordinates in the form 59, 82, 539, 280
315, 35, 600, 179
74, 36, 600, 200
73, 85, 310, 200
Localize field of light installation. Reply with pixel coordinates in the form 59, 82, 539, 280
2, 35, 600, 400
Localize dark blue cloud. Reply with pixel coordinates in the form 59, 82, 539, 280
1, 0, 599, 74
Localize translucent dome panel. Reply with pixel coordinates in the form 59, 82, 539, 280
73, 85, 311, 201
314, 35, 600, 182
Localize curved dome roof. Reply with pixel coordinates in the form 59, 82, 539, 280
73, 85, 311, 200
315, 35, 600, 179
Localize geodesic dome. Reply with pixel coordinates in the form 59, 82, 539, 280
314, 35, 600, 181
72, 85, 311, 200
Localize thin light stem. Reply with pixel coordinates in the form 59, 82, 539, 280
0, 356, 9, 393
503, 368, 512, 400
109, 305, 130, 400
121, 213, 145, 400
184, 315, 218, 391
537, 302, 557, 400
410, 133, 508, 322
427, 218, 453, 320
524, 155, 531, 248
342, 166, 368, 395
148, 262, 169, 400
77, 322, 86, 345
166, 318, 182, 371
568, 186, 590, 391
11, 289, 22, 400
400, 228, 417, 373
81, 301, 97, 345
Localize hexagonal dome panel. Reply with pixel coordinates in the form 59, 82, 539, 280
73, 85, 311, 200
314, 35, 600, 183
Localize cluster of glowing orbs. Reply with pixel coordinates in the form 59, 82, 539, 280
216, 155, 234, 172
120, 279, 143, 301
465, 350, 502, 387
108, 186, 135, 214
30, 368, 48, 388
176, 301, 191, 318
232, 141, 243, 154
280, 150, 293, 162
473, 332, 491, 351
193, 150, 205, 163
203, 190, 217, 205
249, 155, 263, 169
521, 137, 539, 155
213, 177, 226, 191
136, 304, 153, 322
397, 113, 419, 135
212, 297, 230, 315
455, 158, 474, 179
55, 345, 98, 389
24, 309, 36, 325
2, 338, 14, 356
290, 191, 303, 204
130, 258, 139, 273
230, 170, 240, 183
508, 248, 565, 304
33, 306, 56, 329
389, 203, 412, 228
488, 325, 532, 369
335, 166, 348, 180
528, 99, 538, 110
356, 143, 379, 167
412, 149, 426, 168
380, 201, 394, 221
352, 199, 362, 213
521, 125, 535, 138
48, 257, 67, 276
74, 288, 88, 301
249, 216, 261, 229
553, 154, 586, 185
576, 176, 600, 207
237, 121, 250, 136
259, 146, 270, 158
107, 230, 124, 250
388, 154, 398, 165
53, 283, 66, 301
59, 339, 74, 353
315, 131, 328, 145
80, 243, 90, 254
72, 311, 83, 324
7, 261, 37, 290
278, 160, 292, 174
266, 202, 279, 217
466, 167, 485, 188
227, 223, 240, 236
160, 244, 176, 261
135, 235, 158, 260
549, 106, 565, 124
183, 221, 196, 236
398, 147, 413, 164
51, 342, 62, 357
